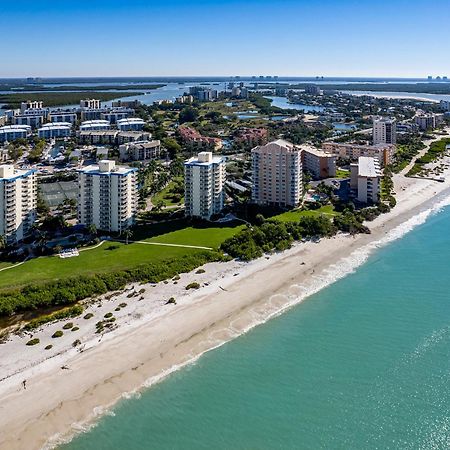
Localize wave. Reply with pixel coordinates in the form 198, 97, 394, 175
42, 191, 450, 450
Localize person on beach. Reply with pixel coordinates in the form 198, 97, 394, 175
22, 380, 26, 390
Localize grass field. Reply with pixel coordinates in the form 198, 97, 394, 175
272, 205, 337, 222
151, 178, 184, 207
0, 224, 243, 290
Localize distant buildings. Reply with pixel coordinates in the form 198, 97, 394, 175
305, 85, 321, 95
0, 125, 31, 143
373, 117, 397, 145
179, 126, 222, 150
184, 151, 226, 220
77, 160, 137, 232
80, 99, 101, 109
117, 118, 145, 131
189, 87, 218, 101
301, 146, 336, 179
119, 140, 161, 162
251, 139, 303, 207
48, 111, 77, 124
176, 95, 194, 104
414, 113, 445, 131
322, 142, 395, 166
350, 157, 381, 203
0, 165, 37, 244
38, 123, 71, 139
101, 108, 134, 124
234, 128, 268, 146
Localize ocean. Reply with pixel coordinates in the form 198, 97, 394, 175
61, 201, 450, 450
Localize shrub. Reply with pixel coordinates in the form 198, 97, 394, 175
52, 330, 63, 338
23, 305, 84, 331
115, 307, 121, 311
71, 326, 79, 332
84, 313, 94, 320
166, 297, 177, 305
186, 282, 200, 290
45, 344, 53, 350
72, 339, 81, 347
119, 303, 127, 308
195, 269, 205, 274
62, 322, 74, 330
26, 338, 40, 346
104, 312, 113, 318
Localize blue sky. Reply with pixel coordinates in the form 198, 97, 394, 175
1, 0, 449, 78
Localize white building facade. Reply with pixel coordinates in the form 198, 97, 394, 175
184, 152, 226, 220
0, 165, 37, 244
77, 160, 137, 232
373, 117, 397, 145
350, 157, 381, 203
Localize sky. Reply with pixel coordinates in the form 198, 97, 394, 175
1, 0, 449, 78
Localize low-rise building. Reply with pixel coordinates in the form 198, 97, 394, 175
0, 125, 31, 142
322, 142, 395, 166
184, 152, 226, 220
179, 126, 222, 150
77, 160, 137, 232
301, 146, 336, 179
0, 165, 37, 244
48, 110, 77, 124
117, 131, 151, 144
14, 110, 47, 129
251, 139, 303, 207
80, 120, 111, 131
119, 140, 161, 162
234, 128, 268, 146
101, 108, 134, 124
78, 130, 119, 145
38, 122, 72, 139
117, 118, 145, 131
350, 156, 381, 203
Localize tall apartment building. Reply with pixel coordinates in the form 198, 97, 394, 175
350, 157, 381, 203
77, 160, 137, 232
20, 101, 43, 113
251, 139, 302, 207
373, 117, 397, 145
415, 113, 444, 131
322, 142, 395, 166
184, 152, 226, 220
301, 146, 336, 179
80, 99, 101, 109
0, 165, 37, 244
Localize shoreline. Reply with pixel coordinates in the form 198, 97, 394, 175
1, 170, 450, 449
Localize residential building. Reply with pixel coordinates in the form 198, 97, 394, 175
38, 123, 72, 139
373, 117, 397, 145
0, 115, 7, 127
111, 100, 141, 108
350, 157, 381, 203
415, 113, 445, 131
179, 126, 222, 150
78, 130, 119, 145
322, 142, 395, 166
101, 108, 134, 124
176, 95, 194, 104
80, 120, 111, 131
184, 152, 226, 220
48, 110, 77, 124
301, 146, 336, 179
20, 101, 43, 113
14, 108, 48, 129
77, 160, 137, 232
0, 125, 31, 142
80, 99, 101, 109
119, 140, 161, 162
440, 100, 450, 111
117, 118, 145, 131
117, 131, 151, 145
0, 165, 37, 244
305, 84, 321, 95
235, 128, 268, 146
251, 139, 303, 207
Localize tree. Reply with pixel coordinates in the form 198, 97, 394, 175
123, 229, 133, 245
163, 138, 182, 158
179, 106, 199, 124
0, 235, 6, 251
87, 224, 97, 236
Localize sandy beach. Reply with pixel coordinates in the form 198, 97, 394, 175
1, 139, 450, 449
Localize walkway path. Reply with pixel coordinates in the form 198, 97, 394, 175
117, 240, 213, 250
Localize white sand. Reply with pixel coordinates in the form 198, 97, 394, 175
1, 135, 450, 450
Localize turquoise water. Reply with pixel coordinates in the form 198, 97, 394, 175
63, 205, 450, 450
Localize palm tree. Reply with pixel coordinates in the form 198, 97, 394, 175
87, 224, 97, 237
0, 235, 6, 252
123, 229, 133, 245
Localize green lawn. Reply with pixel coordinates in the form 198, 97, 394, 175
273, 205, 337, 222
0, 224, 242, 290
336, 169, 350, 179
152, 178, 184, 207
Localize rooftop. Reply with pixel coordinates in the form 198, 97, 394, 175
358, 157, 381, 178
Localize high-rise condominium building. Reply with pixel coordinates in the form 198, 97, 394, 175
350, 157, 381, 203
0, 165, 37, 244
77, 160, 137, 233
251, 139, 302, 207
184, 152, 226, 220
373, 117, 397, 145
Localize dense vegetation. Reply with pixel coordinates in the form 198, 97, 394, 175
390, 138, 425, 173
407, 138, 450, 176
0, 251, 222, 317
